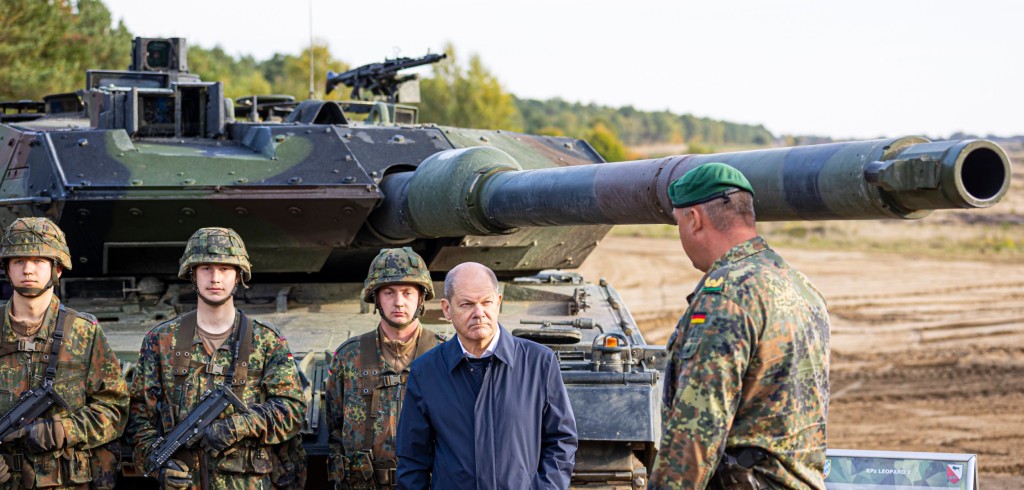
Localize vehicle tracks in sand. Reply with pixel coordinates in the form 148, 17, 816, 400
581, 236, 1024, 482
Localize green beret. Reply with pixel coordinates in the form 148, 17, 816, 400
669, 162, 754, 208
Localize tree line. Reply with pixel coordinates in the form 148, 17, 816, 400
0, 0, 775, 161
514, 98, 772, 148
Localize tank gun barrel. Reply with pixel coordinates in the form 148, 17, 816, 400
369, 137, 1011, 240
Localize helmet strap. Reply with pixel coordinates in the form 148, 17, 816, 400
13, 286, 49, 298
375, 292, 424, 330
190, 268, 237, 307
7, 260, 58, 298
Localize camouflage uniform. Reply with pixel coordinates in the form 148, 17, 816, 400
325, 248, 444, 490
127, 314, 306, 490
126, 228, 307, 490
649, 237, 830, 489
0, 218, 129, 489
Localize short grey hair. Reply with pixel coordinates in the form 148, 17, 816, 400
444, 262, 499, 301
701, 190, 755, 231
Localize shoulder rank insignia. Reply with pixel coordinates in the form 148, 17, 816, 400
702, 276, 724, 292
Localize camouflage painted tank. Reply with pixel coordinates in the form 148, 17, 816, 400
0, 37, 1011, 488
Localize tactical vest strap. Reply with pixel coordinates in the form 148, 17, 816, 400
413, 330, 437, 359
0, 340, 44, 357
0, 303, 73, 386
355, 330, 380, 443
0, 304, 73, 477
170, 311, 198, 417
226, 311, 254, 398
186, 359, 262, 378
0, 303, 70, 359
41, 305, 71, 387
353, 328, 441, 458
170, 310, 255, 415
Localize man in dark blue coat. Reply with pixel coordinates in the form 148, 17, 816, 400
396, 262, 577, 489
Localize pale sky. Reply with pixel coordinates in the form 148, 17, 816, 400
103, 0, 1023, 140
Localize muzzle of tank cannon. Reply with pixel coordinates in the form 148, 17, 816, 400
369, 137, 1010, 239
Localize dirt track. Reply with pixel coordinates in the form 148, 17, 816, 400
579, 236, 1024, 486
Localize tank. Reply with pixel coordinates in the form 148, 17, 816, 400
0, 37, 1012, 489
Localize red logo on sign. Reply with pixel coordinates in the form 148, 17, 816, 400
946, 464, 963, 484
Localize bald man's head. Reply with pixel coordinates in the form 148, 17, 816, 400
443, 262, 499, 301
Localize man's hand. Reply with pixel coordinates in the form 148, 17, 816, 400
2, 417, 66, 453
159, 458, 192, 489
200, 415, 243, 456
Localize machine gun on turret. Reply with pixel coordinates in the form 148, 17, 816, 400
325, 53, 446, 103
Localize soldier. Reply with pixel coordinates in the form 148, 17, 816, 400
126, 227, 306, 490
326, 247, 445, 489
0, 217, 129, 489
649, 163, 830, 490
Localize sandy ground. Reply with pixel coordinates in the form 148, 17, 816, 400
579, 235, 1024, 487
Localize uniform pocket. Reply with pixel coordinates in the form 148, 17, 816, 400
249, 447, 272, 474
29, 452, 61, 488
679, 324, 704, 360
216, 449, 246, 474
680, 337, 702, 359
64, 448, 93, 484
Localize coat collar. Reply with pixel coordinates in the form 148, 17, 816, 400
706, 236, 770, 274
444, 324, 515, 372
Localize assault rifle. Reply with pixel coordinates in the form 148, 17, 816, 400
143, 385, 248, 477
0, 384, 71, 444
325, 53, 446, 102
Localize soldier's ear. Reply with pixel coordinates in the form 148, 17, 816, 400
54, 263, 62, 278
688, 207, 705, 233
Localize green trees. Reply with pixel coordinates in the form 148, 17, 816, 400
186, 41, 348, 102
0, 1, 773, 150
259, 42, 349, 101
186, 46, 272, 100
0, 0, 131, 100
585, 123, 628, 162
419, 44, 523, 131
516, 98, 772, 148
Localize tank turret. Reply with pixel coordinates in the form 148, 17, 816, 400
0, 37, 1012, 488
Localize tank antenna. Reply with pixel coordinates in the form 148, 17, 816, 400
308, 0, 315, 100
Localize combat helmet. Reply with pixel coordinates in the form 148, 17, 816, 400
361, 247, 434, 303
178, 227, 252, 282
0, 217, 72, 296
0, 218, 72, 269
